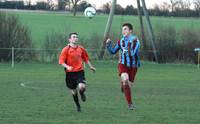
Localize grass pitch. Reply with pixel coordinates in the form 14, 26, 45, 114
0, 61, 200, 124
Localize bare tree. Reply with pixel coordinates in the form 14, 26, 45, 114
194, 0, 200, 11
184, 0, 192, 9
58, 0, 70, 10
71, 0, 81, 16
177, 0, 191, 10
47, 0, 54, 10
169, 0, 179, 12
160, 2, 171, 11
101, 2, 111, 14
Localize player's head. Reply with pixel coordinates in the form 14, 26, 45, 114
122, 23, 133, 37
68, 32, 78, 44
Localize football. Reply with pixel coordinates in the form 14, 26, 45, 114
84, 7, 96, 19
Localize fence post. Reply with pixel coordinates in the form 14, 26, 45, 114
198, 51, 200, 69
12, 47, 14, 68
194, 48, 200, 69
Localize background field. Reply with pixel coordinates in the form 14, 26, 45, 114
0, 61, 200, 124
6, 11, 200, 47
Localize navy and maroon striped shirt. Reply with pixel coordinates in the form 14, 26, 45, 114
107, 35, 140, 68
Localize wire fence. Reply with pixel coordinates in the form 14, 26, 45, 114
1, 47, 199, 68
0, 47, 119, 67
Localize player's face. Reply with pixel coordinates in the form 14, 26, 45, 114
122, 26, 132, 37
69, 34, 78, 44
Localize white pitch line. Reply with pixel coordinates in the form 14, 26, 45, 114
20, 81, 58, 90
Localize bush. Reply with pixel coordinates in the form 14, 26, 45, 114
42, 31, 67, 62
178, 29, 200, 63
151, 26, 200, 63
156, 26, 177, 63
0, 12, 33, 62
42, 31, 105, 61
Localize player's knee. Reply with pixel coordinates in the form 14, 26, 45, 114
121, 73, 129, 83
78, 83, 85, 90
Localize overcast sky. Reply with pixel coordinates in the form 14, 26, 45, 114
86, 0, 171, 8
29, 0, 169, 8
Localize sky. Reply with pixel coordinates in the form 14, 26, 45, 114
86, 0, 171, 9
27, 0, 170, 8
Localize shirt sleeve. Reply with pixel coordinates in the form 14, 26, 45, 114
59, 47, 68, 65
132, 39, 140, 56
106, 40, 120, 54
81, 48, 89, 63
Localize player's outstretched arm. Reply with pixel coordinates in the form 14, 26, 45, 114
87, 61, 96, 73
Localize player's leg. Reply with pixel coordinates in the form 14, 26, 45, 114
70, 89, 81, 112
78, 70, 87, 102
65, 72, 81, 112
78, 83, 86, 102
121, 73, 134, 110
127, 67, 138, 110
119, 76, 124, 93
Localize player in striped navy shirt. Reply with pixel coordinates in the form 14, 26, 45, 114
106, 23, 140, 110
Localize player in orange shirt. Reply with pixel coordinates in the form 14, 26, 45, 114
59, 32, 96, 112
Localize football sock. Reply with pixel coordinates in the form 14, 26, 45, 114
124, 84, 132, 104
72, 93, 80, 107
79, 88, 85, 95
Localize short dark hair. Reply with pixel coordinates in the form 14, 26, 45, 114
122, 23, 133, 30
69, 32, 78, 38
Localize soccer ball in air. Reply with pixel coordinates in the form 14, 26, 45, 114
84, 7, 96, 19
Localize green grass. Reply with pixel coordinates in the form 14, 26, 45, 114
5, 11, 200, 47
0, 61, 200, 124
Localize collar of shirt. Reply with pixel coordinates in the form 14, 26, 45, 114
122, 35, 134, 42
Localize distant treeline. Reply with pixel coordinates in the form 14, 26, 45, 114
0, 1, 53, 10
0, 0, 200, 17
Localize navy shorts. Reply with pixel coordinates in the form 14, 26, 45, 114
65, 70, 86, 89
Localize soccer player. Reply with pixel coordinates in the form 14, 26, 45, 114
106, 23, 140, 110
59, 32, 96, 112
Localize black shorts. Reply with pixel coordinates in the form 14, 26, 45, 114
65, 70, 86, 89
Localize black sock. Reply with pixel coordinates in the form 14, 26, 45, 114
72, 93, 80, 107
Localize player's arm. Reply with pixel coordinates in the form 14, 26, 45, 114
58, 48, 73, 71
86, 61, 96, 73
81, 47, 96, 73
61, 63, 73, 71
106, 38, 120, 54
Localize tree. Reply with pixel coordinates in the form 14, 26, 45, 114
177, 0, 191, 10
160, 2, 170, 11
0, 12, 33, 61
77, 1, 91, 11
194, 0, 200, 16
125, 5, 138, 15
101, 2, 111, 14
58, 0, 70, 10
47, 0, 54, 10
184, 0, 192, 9
115, 4, 124, 15
36, 2, 49, 10
71, 0, 81, 16
194, 0, 200, 10
150, 4, 161, 16
169, 0, 179, 13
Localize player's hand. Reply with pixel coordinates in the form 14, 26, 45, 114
106, 38, 111, 44
90, 66, 96, 73
66, 66, 73, 71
